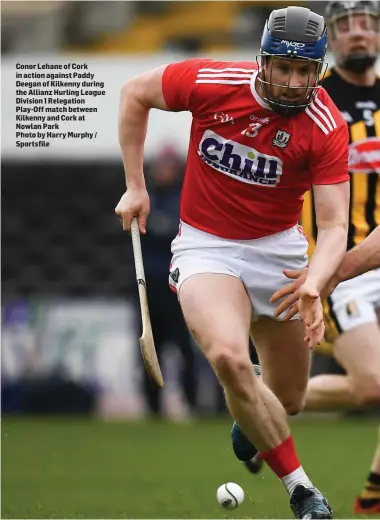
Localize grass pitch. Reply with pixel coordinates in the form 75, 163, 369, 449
2, 415, 378, 518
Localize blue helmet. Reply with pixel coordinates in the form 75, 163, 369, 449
258, 6, 328, 117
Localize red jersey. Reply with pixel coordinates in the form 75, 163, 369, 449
162, 59, 349, 240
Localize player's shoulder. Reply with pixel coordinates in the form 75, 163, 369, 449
315, 86, 344, 121
191, 59, 257, 84
167, 58, 257, 72
304, 87, 346, 137
164, 58, 257, 88
193, 59, 257, 72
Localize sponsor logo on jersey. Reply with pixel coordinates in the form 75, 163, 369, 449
273, 129, 291, 149
214, 112, 234, 124
250, 115, 270, 124
198, 130, 283, 186
348, 137, 380, 172
281, 40, 306, 49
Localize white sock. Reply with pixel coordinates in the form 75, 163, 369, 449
281, 466, 313, 495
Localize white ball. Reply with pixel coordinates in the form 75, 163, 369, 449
216, 482, 244, 509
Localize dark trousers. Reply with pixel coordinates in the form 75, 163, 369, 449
137, 276, 197, 416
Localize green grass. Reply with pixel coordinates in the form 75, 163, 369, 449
1, 416, 379, 519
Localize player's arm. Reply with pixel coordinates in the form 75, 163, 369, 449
305, 116, 350, 294
116, 59, 202, 232
305, 180, 350, 293
334, 225, 380, 283
118, 65, 169, 191
271, 119, 350, 319
271, 224, 380, 316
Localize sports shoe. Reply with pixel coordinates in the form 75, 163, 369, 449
353, 495, 380, 514
243, 452, 264, 474
290, 485, 332, 519
231, 364, 263, 474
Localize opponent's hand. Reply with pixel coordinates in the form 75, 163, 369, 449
115, 187, 150, 234
270, 268, 308, 320
298, 283, 325, 348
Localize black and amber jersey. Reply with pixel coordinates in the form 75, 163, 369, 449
302, 67, 380, 253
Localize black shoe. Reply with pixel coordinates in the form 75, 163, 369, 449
290, 485, 332, 519
243, 452, 264, 474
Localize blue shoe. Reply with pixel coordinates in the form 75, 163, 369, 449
290, 485, 332, 519
231, 364, 263, 474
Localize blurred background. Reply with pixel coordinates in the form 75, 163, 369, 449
1, 1, 379, 519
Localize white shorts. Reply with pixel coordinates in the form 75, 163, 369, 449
168, 221, 308, 320
328, 268, 380, 332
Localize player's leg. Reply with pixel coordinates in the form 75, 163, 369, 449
250, 317, 331, 517
231, 317, 332, 516
306, 273, 380, 410
180, 274, 329, 517
232, 314, 311, 473
231, 225, 309, 466
353, 306, 380, 514
231, 363, 264, 469
179, 273, 291, 452
251, 317, 311, 415
305, 321, 380, 410
231, 318, 311, 473
354, 424, 380, 514
228, 225, 331, 517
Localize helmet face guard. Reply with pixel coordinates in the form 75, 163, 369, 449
259, 7, 328, 117
326, 1, 380, 73
257, 54, 327, 117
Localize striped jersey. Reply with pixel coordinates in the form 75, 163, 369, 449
162, 59, 349, 240
302, 67, 380, 252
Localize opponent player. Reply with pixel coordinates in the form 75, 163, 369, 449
115, 6, 350, 518
294, 2, 380, 514
272, 227, 380, 515
235, 2, 380, 513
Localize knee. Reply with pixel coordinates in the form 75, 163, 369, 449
280, 394, 306, 416
353, 377, 380, 407
209, 345, 254, 398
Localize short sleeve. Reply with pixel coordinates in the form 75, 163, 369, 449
162, 58, 211, 112
310, 122, 350, 185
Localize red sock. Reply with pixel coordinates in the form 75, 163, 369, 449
259, 436, 300, 478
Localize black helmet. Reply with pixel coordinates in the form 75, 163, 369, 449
325, 1, 380, 73
258, 6, 327, 117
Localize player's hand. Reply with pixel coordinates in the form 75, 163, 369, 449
115, 187, 150, 234
298, 283, 325, 348
270, 268, 308, 320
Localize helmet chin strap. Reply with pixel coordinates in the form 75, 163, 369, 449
340, 51, 378, 74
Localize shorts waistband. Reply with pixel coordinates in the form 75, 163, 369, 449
179, 220, 299, 244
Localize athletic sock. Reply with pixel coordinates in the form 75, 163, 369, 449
358, 472, 380, 506
259, 436, 313, 495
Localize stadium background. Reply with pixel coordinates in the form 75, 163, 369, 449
1, 1, 379, 518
